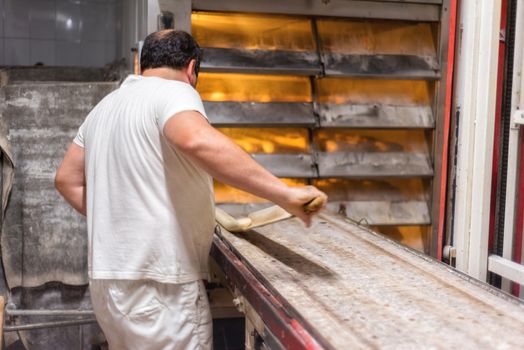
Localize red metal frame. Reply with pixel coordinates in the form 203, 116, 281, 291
210, 234, 330, 350
488, 0, 523, 297
437, 0, 458, 260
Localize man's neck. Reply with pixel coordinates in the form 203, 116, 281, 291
141, 67, 189, 84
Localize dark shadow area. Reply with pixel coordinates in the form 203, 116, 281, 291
237, 230, 336, 278
213, 317, 245, 350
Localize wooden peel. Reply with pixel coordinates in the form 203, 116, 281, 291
215, 196, 326, 233
215, 207, 252, 232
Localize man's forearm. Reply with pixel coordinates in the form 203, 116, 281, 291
188, 135, 290, 205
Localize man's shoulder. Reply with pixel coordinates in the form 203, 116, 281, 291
162, 79, 197, 93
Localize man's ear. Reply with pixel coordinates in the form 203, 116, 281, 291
187, 59, 197, 76
186, 59, 198, 87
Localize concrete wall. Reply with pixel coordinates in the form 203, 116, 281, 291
0, 68, 119, 349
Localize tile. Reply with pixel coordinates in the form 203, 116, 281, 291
81, 40, 107, 67
105, 1, 120, 42
84, 0, 117, 3
105, 40, 117, 63
56, 0, 82, 42
30, 39, 55, 65
80, 1, 106, 41
4, 0, 30, 38
0, 0, 4, 37
4, 38, 30, 65
0, 39, 4, 66
29, 0, 56, 39
55, 40, 82, 66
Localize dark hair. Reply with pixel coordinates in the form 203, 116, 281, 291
140, 30, 202, 75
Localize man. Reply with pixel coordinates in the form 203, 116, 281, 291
55, 30, 327, 349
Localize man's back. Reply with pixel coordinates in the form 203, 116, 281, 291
75, 75, 215, 284
55, 29, 326, 349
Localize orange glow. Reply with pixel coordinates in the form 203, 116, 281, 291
316, 78, 433, 105
194, 12, 435, 246
314, 129, 430, 153
313, 179, 430, 202
192, 12, 316, 51
317, 19, 436, 56
371, 225, 430, 253
219, 128, 309, 153
198, 73, 312, 102
215, 179, 307, 203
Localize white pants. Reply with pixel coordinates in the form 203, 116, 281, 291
90, 279, 213, 350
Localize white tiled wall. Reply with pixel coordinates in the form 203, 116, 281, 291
0, 0, 122, 67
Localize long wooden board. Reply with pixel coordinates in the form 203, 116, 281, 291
217, 212, 524, 349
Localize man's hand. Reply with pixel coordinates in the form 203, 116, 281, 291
277, 186, 328, 227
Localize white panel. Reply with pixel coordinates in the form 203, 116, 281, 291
29, 0, 56, 39
488, 255, 524, 286
466, 0, 501, 281
4, 38, 30, 65
4, 0, 30, 38
453, 0, 502, 281
30, 39, 56, 66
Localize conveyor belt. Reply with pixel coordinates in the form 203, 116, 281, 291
212, 212, 524, 349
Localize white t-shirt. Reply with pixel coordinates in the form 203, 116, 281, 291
74, 75, 215, 284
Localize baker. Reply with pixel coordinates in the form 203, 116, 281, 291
55, 30, 327, 349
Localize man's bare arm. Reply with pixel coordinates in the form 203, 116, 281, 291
55, 143, 86, 216
163, 111, 327, 224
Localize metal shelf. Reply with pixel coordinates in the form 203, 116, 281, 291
200, 47, 440, 79
251, 153, 316, 178
206, 102, 316, 127
318, 103, 434, 129
325, 200, 431, 226
206, 101, 434, 129
193, 0, 441, 22
248, 152, 433, 179
317, 151, 433, 178
322, 53, 440, 79
200, 48, 321, 75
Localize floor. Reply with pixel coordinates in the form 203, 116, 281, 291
5, 318, 246, 349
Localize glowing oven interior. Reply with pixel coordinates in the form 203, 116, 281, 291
192, 12, 439, 252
